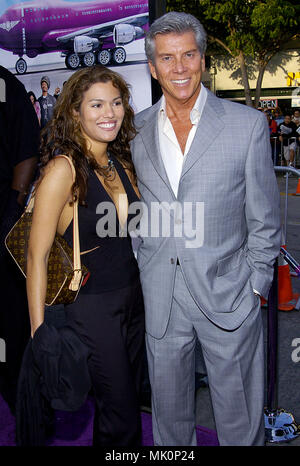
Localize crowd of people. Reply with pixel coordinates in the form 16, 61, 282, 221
0, 11, 282, 447
262, 107, 300, 166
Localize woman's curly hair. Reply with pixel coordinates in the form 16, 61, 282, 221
39, 65, 137, 203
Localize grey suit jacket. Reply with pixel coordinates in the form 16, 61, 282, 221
131, 89, 281, 337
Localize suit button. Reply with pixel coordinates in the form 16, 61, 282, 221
170, 258, 175, 264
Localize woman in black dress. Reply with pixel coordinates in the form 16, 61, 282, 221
26, 66, 145, 446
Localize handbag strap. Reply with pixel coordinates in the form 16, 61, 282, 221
27, 155, 83, 291
54, 155, 82, 291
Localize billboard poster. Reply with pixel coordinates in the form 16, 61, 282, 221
0, 0, 152, 113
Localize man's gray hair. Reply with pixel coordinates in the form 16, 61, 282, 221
145, 11, 207, 63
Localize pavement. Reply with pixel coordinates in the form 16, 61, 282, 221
195, 169, 300, 446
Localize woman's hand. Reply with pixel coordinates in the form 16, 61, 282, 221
31, 321, 43, 339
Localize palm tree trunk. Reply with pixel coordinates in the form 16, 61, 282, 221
254, 63, 267, 108
237, 51, 253, 107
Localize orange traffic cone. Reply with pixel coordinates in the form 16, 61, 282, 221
292, 178, 300, 196
278, 245, 300, 311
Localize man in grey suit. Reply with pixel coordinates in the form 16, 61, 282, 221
131, 12, 281, 446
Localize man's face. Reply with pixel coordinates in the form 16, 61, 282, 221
284, 115, 291, 125
148, 31, 205, 106
294, 110, 300, 119
41, 81, 48, 93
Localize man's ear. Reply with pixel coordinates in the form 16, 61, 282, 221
148, 61, 157, 80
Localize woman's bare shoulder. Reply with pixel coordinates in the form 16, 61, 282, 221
36, 156, 75, 200
43, 156, 74, 180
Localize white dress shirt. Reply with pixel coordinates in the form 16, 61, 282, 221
158, 83, 207, 198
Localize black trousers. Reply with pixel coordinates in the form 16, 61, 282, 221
0, 251, 30, 414
65, 278, 145, 446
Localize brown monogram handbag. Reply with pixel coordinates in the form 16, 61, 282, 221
5, 155, 89, 306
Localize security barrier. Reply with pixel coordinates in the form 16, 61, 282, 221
274, 165, 300, 240
271, 137, 299, 168
264, 166, 300, 442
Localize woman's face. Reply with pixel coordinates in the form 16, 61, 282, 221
76, 80, 125, 153
29, 95, 35, 105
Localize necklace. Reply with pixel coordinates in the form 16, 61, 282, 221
98, 157, 116, 181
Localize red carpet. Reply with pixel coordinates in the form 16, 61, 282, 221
0, 394, 219, 446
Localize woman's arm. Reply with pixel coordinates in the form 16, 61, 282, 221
26, 157, 73, 337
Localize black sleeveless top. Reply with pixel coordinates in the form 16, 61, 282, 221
63, 154, 140, 293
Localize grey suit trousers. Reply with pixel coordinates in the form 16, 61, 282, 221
146, 265, 265, 446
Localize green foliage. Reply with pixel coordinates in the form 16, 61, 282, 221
166, 0, 299, 59
166, 0, 300, 105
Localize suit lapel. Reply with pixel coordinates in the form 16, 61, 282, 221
181, 91, 225, 178
138, 100, 175, 198
137, 91, 225, 195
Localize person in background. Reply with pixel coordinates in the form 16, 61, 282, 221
131, 11, 281, 446
26, 66, 145, 446
292, 109, 300, 166
264, 110, 278, 137
27, 91, 41, 126
0, 66, 39, 414
292, 109, 300, 128
37, 76, 57, 128
263, 110, 278, 163
53, 87, 61, 100
274, 107, 284, 126
278, 114, 298, 166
